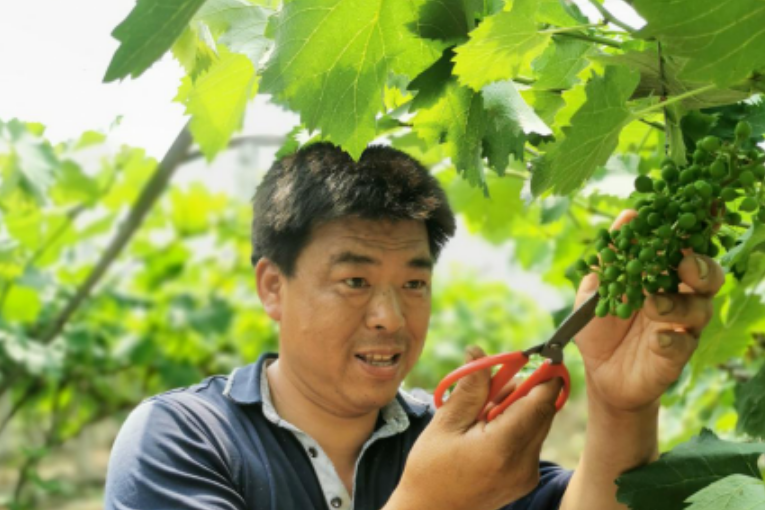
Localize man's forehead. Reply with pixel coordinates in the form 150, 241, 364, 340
316, 218, 428, 247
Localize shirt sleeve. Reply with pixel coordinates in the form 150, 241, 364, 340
506, 461, 573, 510
104, 398, 246, 510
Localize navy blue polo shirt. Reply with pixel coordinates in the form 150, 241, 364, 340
104, 353, 573, 510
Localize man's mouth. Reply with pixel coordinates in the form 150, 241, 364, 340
354, 353, 401, 367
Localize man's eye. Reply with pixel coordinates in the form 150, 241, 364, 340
405, 280, 427, 290
344, 278, 368, 289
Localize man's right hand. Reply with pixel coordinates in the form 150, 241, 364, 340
385, 346, 563, 510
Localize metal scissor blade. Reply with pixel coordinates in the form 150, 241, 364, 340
541, 292, 600, 356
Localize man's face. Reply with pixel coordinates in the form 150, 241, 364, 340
271, 217, 433, 417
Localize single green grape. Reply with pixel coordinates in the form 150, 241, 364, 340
635, 175, 653, 193
699, 136, 721, 152
604, 266, 620, 281
677, 212, 696, 229
616, 302, 633, 319
739, 197, 758, 212
595, 301, 609, 318
600, 248, 617, 263
694, 180, 713, 198
710, 160, 727, 179
657, 224, 672, 238
735, 120, 752, 140
626, 259, 643, 275
739, 170, 755, 187
721, 187, 738, 202
661, 166, 679, 182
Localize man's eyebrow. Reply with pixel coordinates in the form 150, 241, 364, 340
328, 251, 433, 271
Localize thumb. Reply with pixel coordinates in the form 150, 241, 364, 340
437, 346, 491, 431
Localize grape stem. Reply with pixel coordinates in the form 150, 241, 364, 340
556, 31, 622, 49
586, 0, 637, 33
631, 84, 718, 119
540, 22, 606, 34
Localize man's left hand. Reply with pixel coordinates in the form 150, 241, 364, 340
573, 210, 725, 414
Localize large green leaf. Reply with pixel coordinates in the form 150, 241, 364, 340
633, 0, 765, 87
531, 37, 594, 91
413, 80, 487, 187
616, 428, 765, 510
260, 0, 444, 159
104, 0, 208, 82
412, 79, 545, 187
530, 66, 640, 196
452, 0, 551, 90
593, 49, 758, 110
175, 47, 258, 160
735, 362, 765, 440
685, 474, 765, 510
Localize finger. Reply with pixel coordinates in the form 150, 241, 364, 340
437, 346, 491, 432
482, 376, 522, 418
609, 209, 638, 231
493, 378, 562, 444
677, 254, 725, 297
643, 293, 714, 336
649, 329, 699, 369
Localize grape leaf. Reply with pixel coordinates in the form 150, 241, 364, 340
453, 0, 551, 90
616, 428, 765, 510
104, 0, 207, 82
532, 37, 594, 91
414, 0, 476, 43
632, 0, 765, 87
691, 256, 765, 377
530, 66, 640, 196
0, 119, 58, 204
736, 361, 765, 440
593, 49, 758, 110
260, 0, 444, 159
175, 47, 258, 160
408, 48, 455, 110
685, 474, 765, 510
194, 0, 273, 66
413, 80, 487, 188
536, 0, 588, 27
720, 223, 765, 274
413, 79, 546, 186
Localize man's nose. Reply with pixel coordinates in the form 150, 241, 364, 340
365, 286, 405, 332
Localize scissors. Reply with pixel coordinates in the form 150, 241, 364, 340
433, 292, 600, 422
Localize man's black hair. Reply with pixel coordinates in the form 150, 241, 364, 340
251, 142, 456, 276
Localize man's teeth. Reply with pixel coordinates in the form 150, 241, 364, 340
359, 354, 397, 366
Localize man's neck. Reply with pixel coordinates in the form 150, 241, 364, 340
265, 359, 379, 465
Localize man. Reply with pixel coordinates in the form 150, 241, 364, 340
105, 143, 722, 510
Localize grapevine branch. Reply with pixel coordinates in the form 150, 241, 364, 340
39, 122, 193, 345
586, 0, 637, 33
557, 31, 622, 49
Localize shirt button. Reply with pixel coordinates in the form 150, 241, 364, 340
307, 447, 318, 458
330, 497, 342, 508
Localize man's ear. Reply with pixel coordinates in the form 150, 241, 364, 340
255, 258, 284, 321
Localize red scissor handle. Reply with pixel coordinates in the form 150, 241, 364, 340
433, 352, 571, 422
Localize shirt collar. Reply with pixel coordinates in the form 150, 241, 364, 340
222, 352, 430, 418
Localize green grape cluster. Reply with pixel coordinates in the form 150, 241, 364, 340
576, 121, 765, 319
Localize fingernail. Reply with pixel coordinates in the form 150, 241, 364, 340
658, 333, 673, 348
654, 295, 674, 315
695, 256, 709, 280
